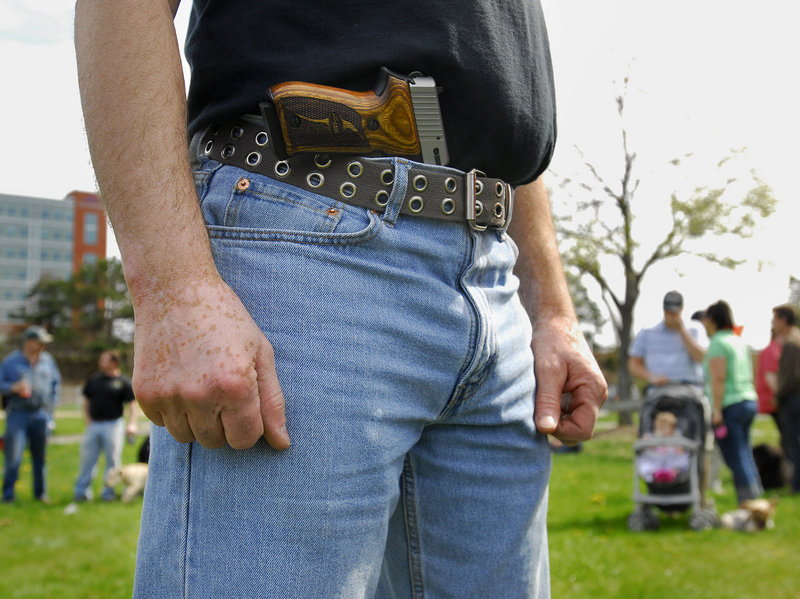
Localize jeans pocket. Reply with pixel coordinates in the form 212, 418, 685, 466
197, 162, 382, 246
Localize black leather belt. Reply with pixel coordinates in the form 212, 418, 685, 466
194, 117, 513, 231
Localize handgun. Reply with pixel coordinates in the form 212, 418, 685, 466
260, 68, 449, 165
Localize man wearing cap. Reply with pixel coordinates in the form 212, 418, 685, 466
0, 326, 61, 503
629, 291, 708, 390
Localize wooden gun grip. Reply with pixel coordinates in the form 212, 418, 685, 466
269, 75, 421, 157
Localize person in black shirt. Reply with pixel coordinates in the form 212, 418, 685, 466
75, 1, 608, 596
73, 350, 138, 502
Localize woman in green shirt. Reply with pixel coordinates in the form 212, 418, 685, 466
702, 300, 763, 504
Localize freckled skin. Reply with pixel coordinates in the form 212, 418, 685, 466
131, 278, 290, 451
75, 1, 291, 453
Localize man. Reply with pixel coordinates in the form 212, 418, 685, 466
75, 1, 607, 596
771, 304, 800, 492
73, 350, 138, 502
629, 291, 708, 389
0, 326, 61, 503
629, 291, 716, 498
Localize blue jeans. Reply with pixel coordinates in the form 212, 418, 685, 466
3, 409, 49, 501
74, 418, 125, 501
132, 156, 551, 598
717, 400, 763, 502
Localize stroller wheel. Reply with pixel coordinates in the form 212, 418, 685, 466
689, 507, 720, 531
628, 506, 660, 532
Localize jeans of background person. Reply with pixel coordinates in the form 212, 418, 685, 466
133, 156, 551, 599
74, 418, 125, 501
717, 400, 763, 502
778, 393, 800, 492
2, 409, 49, 501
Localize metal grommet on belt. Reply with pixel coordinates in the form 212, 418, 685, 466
340, 182, 356, 199
441, 198, 456, 215
408, 196, 424, 214
307, 172, 324, 189
380, 169, 394, 186
347, 161, 364, 178
315, 154, 332, 169
375, 190, 389, 207
413, 175, 428, 191
246, 152, 261, 167
274, 161, 290, 177
255, 131, 269, 147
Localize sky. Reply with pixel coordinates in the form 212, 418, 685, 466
0, 0, 798, 348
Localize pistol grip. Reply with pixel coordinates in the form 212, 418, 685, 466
269, 76, 421, 157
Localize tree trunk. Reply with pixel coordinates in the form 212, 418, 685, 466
615, 292, 637, 426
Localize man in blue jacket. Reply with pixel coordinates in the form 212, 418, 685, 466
1, 326, 61, 503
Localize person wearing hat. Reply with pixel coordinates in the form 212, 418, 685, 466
629, 291, 708, 390
0, 325, 61, 503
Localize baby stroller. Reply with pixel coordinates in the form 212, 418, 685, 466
627, 383, 718, 531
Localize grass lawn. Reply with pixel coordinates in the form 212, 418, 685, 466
549, 415, 798, 598
1, 409, 797, 598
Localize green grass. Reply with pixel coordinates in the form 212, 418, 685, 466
0, 425, 143, 599
0, 413, 797, 598
549, 415, 798, 598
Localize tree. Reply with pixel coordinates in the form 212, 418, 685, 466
565, 268, 605, 345
11, 258, 133, 350
554, 81, 776, 414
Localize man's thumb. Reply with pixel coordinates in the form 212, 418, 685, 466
256, 341, 291, 450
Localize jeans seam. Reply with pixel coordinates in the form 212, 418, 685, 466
182, 442, 193, 599
401, 454, 425, 599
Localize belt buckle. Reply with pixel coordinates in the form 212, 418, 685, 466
466, 169, 487, 231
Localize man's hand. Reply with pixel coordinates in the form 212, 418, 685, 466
650, 374, 670, 386
131, 276, 290, 451
531, 317, 608, 444
663, 311, 683, 330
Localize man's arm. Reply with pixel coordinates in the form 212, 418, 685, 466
125, 401, 140, 437
708, 356, 727, 426
628, 356, 668, 386
664, 313, 706, 363
75, 0, 289, 450
507, 179, 607, 443
82, 396, 92, 424
765, 371, 778, 393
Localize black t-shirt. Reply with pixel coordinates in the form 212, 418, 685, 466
184, 0, 556, 185
82, 373, 135, 421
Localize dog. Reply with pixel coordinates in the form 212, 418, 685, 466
720, 498, 778, 532
753, 444, 785, 490
106, 463, 148, 503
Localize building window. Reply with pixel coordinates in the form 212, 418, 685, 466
84, 212, 99, 245
83, 252, 98, 265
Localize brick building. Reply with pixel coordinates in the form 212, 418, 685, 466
0, 191, 106, 337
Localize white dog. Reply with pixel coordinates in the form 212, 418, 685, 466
106, 463, 148, 503
720, 498, 778, 532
